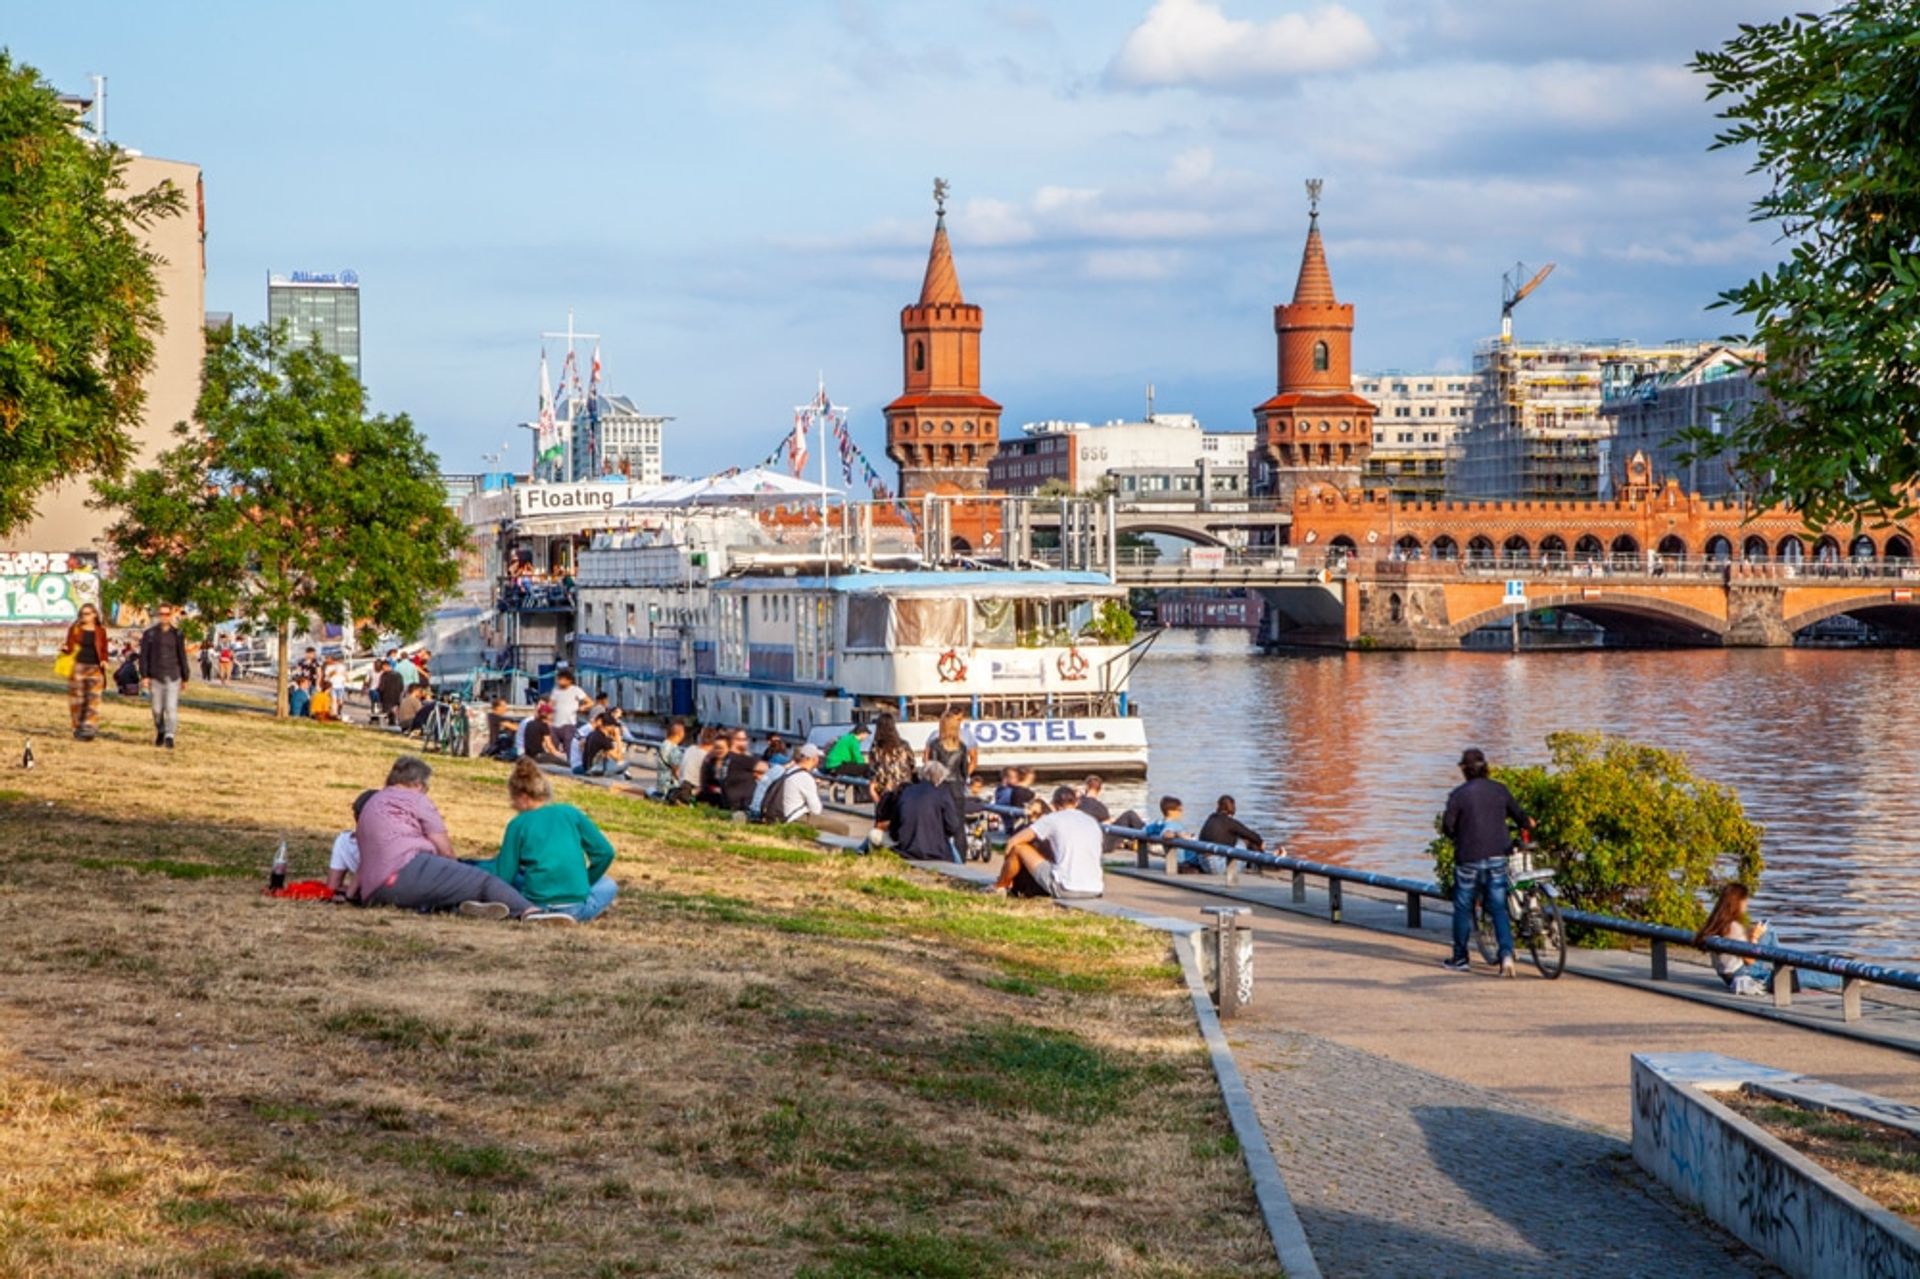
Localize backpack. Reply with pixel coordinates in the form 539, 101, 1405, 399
755, 768, 795, 824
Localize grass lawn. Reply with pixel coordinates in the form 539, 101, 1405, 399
0, 681, 1277, 1277
0, 654, 273, 711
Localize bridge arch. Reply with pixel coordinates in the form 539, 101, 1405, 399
1446, 592, 1726, 646
1115, 522, 1233, 549
1782, 596, 1920, 640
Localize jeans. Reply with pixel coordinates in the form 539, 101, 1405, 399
149, 678, 182, 739
1727, 960, 1844, 993
545, 874, 619, 922
1451, 857, 1513, 962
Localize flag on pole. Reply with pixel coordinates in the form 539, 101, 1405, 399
588, 343, 603, 475
787, 408, 810, 477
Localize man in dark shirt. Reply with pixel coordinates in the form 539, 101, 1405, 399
1077, 775, 1112, 824
520, 704, 566, 765
376, 660, 406, 726
892, 762, 966, 862
138, 604, 191, 748
1198, 796, 1264, 853
1441, 748, 1533, 977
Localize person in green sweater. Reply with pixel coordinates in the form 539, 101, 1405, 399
483, 757, 620, 923
823, 724, 871, 778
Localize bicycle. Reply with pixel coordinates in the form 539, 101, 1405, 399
418, 696, 469, 757
1473, 839, 1567, 979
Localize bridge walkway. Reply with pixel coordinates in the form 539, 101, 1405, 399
1078, 865, 1920, 1278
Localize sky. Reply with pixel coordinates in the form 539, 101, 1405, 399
11, 0, 1799, 479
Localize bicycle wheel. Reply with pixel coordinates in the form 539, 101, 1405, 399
1474, 904, 1502, 966
447, 711, 469, 758
1527, 886, 1567, 980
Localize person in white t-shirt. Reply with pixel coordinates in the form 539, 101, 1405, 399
547, 671, 591, 753
992, 785, 1104, 900
326, 789, 379, 900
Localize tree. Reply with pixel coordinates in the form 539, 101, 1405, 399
1690, 3, 1920, 527
96, 324, 468, 717
0, 51, 185, 534
1428, 732, 1764, 939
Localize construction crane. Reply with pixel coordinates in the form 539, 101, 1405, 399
1500, 261, 1555, 343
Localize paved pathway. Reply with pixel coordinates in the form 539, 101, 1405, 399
1240, 1028, 1776, 1277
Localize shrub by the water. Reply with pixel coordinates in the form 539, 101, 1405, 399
1428, 732, 1763, 938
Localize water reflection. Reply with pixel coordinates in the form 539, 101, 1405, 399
1118, 631, 1920, 962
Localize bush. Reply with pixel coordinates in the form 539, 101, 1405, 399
1427, 732, 1763, 939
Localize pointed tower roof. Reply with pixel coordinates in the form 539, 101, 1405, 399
1291, 217, 1337, 306
918, 213, 965, 305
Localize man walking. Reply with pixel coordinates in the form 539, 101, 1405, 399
1442, 748, 1533, 978
138, 604, 190, 749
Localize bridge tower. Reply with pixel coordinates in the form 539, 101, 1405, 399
1250, 180, 1377, 508
885, 180, 1003, 500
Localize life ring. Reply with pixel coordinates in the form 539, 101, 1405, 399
1057, 648, 1090, 681
936, 649, 968, 682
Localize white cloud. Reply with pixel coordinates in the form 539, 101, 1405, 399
1108, 0, 1379, 91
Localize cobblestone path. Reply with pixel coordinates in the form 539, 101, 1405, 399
1238, 1029, 1780, 1278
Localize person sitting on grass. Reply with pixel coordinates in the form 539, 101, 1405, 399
353, 755, 562, 921
288, 675, 313, 719
888, 760, 965, 862
395, 683, 428, 736
474, 758, 619, 923
309, 681, 337, 722
520, 702, 567, 766
991, 785, 1104, 900
327, 788, 378, 901
763, 743, 825, 824
480, 699, 518, 759
654, 719, 687, 798
580, 712, 630, 778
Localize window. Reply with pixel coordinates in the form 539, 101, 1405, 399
1312, 341, 1329, 372
1395, 407, 1411, 418
912, 340, 925, 372
1417, 383, 1432, 392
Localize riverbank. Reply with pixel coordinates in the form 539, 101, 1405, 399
0, 682, 1274, 1277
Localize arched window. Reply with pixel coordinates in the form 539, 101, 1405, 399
1849, 534, 1877, 561
1312, 341, 1329, 372
1657, 535, 1688, 559
1574, 534, 1605, 562
912, 340, 925, 373
1430, 536, 1459, 561
1388, 592, 1404, 623
1502, 534, 1530, 564
1610, 534, 1640, 568
1539, 535, 1567, 564
1778, 536, 1805, 564
1705, 535, 1733, 563
1466, 535, 1495, 564
1887, 534, 1914, 562
1742, 535, 1769, 562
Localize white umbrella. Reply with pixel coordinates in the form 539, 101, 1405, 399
622, 467, 840, 507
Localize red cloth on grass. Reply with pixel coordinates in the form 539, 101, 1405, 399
264, 879, 335, 900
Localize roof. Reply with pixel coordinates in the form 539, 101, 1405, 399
919, 216, 965, 305
883, 391, 1003, 413
1255, 391, 1378, 412
1291, 222, 1337, 306
718, 570, 1119, 597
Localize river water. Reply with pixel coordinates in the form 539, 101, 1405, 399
1116, 630, 1920, 963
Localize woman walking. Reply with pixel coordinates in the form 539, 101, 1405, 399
61, 603, 112, 740
216, 640, 235, 684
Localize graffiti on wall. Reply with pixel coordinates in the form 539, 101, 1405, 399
0, 552, 102, 625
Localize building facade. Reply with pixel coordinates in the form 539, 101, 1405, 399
988, 414, 1253, 501
885, 202, 1002, 498
1446, 340, 1723, 501
1354, 371, 1476, 499
565, 393, 671, 485
267, 271, 361, 381
1249, 192, 1378, 502
1598, 347, 1760, 501
3, 127, 206, 558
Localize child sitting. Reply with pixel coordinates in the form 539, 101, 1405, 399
327, 789, 379, 901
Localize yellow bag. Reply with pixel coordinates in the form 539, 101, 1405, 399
53, 651, 75, 679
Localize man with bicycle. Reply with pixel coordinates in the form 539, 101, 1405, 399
1442, 748, 1533, 978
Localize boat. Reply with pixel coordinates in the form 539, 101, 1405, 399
566, 500, 1152, 775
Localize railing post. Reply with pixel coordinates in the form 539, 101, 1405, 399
1327, 878, 1342, 924
1405, 891, 1422, 930
1842, 976, 1862, 1022
1202, 906, 1253, 1017
1225, 858, 1241, 887
1163, 842, 1179, 877
1650, 939, 1668, 982
1135, 838, 1149, 870
1290, 871, 1306, 904
1773, 969, 1794, 1008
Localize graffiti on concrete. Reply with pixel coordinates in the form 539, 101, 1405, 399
1733, 1130, 1804, 1254
0, 552, 101, 625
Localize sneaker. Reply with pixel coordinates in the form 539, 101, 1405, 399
155, 729, 165, 747
522, 910, 577, 925
457, 901, 511, 920
1499, 956, 1517, 979
164, 735, 175, 750
1440, 956, 1472, 973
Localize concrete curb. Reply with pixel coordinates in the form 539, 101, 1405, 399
918, 860, 1321, 1277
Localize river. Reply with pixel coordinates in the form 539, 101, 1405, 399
1116, 631, 1920, 963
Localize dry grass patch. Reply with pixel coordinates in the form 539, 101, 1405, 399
0, 683, 1277, 1276
1723, 1091, 1920, 1222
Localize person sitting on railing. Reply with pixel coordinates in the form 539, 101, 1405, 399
992, 767, 1035, 836
822, 725, 871, 779
1076, 775, 1111, 824
1198, 796, 1264, 859
1695, 884, 1843, 996
991, 785, 1103, 900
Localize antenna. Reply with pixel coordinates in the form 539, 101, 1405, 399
88, 73, 106, 139
1146, 381, 1156, 423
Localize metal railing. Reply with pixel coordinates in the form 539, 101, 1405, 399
982, 804, 1920, 1024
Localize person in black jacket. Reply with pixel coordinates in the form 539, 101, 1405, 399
375, 660, 406, 726
138, 605, 192, 749
891, 761, 966, 863
1198, 796, 1264, 853
1441, 748, 1533, 977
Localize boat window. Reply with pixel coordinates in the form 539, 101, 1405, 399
894, 597, 967, 648
973, 598, 1016, 646
845, 596, 890, 649
1007, 597, 1102, 646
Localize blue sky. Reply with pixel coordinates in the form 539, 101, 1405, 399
13, 1, 1795, 477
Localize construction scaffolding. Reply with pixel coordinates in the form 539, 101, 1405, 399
1446, 340, 1723, 500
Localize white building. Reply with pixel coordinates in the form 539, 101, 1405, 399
566, 393, 671, 485
1353, 371, 1477, 499
987, 413, 1254, 500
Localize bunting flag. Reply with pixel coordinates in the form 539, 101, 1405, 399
588, 343, 603, 475
536, 348, 557, 449
786, 408, 810, 477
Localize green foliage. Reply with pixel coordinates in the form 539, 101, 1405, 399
95, 323, 467, 715
1083, 598, 1137, 645
1428, 732, 1763, 936
1688, 4, 1920, 526
0, 52, 185, 533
